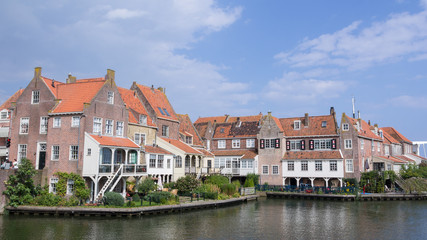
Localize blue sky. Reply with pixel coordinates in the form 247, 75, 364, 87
1, 0, 427, 142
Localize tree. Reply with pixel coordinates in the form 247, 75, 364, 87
3, 158, 38, 207
175, 175, 200, 194
137, 177, 157, 196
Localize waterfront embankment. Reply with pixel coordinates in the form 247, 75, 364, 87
266, 192, 427, 201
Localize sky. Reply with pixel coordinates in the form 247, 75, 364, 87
1, 0, 427, 142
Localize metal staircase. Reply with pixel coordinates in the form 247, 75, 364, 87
95, 164, 123, 202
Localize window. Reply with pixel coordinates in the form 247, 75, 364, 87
0, 111, 8, 120
241, 160, 247, 168
52, 146, 60, 160
50, 178, 58, 194
18, 144, 27, 161
67, 180, 74, 195
226, 158, 231, 168
71, 116, 80, 127
377, 142, 380, 152
93, 117, 102, 133
218, 140, 226, 149
272, 165, 279, 175
288, 161, 294, 171
248, 160, 253, 168
20, 117, 29, 134
232, 139, 240, 148
387, 164, 392, 171
360, 139, 364, 150
107, 91, 114, 104
301, 161, 308, 171
134, 133, 146, 145
315, 161, 322, 171
53, 117, 61, 128
344, 139, 352, 149
185, 136, 192, 145
385, 146, 390, 155
167, 158, 171, 169
116, 121, 124, 136
138, 115, 147, 125
149, 154, 156, 168
346, 159, 354, 172
87, 148, 92, 156
162, 125, 169, 137
371, 141, 374, 151
157, 155, 164, 168
175, 156, 182, 168
220, 128, 224, 133
163, 108, 171, 116
264, 139, 276, 149
262, 165, 269, 175
313, 139, 332, 150
32, 90, 40, 104
246, 139, 255, 148
290, 140, 301, 150
330, 160, 337, 171
70, 145, 79, 160
158, 107, 165, 115
40, 117, 48, 134
105, 119, 113, 135
343, 123, 349, 131
322, 121, 327, 128
294, 120, 301, 130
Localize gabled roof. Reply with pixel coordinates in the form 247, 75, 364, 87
194, 122, 209, 138
211, 149, 257, 159
194, 116, 228, 124
197, 148, 214, 157
135, 84, 178, 121
213, 121, 259, 139
408, 153, 427, 161
0, 89, 24, 110
41, 77, 60, 98
177, 114, 203, 146
50, 78, 106, 113
343, 114, 382, 141
381, 127, 412, 144
161, 137, 202, 155
382, 130, 400, 145
280, 114, 337, 137
374, 155, 407, 164
90, 134, 139, 148
283, 150, 342, 160
145, 145, 172, 155
118, 87, 156, 127
395, 155, 416, 163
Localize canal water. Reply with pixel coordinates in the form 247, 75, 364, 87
1, 198, 426, 240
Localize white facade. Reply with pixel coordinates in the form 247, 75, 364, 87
215, 155, 258, 176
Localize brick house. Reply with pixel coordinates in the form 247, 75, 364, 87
281, 108, 343, 187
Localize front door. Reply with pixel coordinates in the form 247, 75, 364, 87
38, 143, 47, 170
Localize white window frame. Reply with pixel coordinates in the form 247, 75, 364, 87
314, 139, 332, 150
272, 165, 279, 175
116, 121, 124, 136
51, 145, 60, 161
162, 125, 169, 137
175, 156, 182, 168
53, 117, 61, 128
342, 123, 349, 131
139, 114, 147, 125
32, 90, 40, 104
50, 178, 58, 194
360, 139, 364, 150
218, 140, 226, 149
294, 120, 301, 130
18, 144, 27, 161
105, 119, 113, 135
40, 116, 48, 134
67, 180, 74, 195
344, 139, 352, 149
19, 117, 29, 134
246, 139, 255, 148
149, 154, 156, 168
232, 139, 240, 148
70, 145, 79, 161
290, 140, 301, 150
330, 160, 337, 171
93, 117, 102, 133
262, 165, 269, 175
377, 142, 380, 152
346, 159, 354, 173
157, 155, 164, 168
288, 161, 294, 171
134, 133, 146, 145
107, 91, 114, 104
315, 160, 322, 171
301, 161, 308, 171
71, 116, 80, 127
0, 110, 8, 120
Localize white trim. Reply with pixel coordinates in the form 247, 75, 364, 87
345, 159, 354, 173
344, 139, 352, 149
262, 165, 269, 175
272, 165, 279, 175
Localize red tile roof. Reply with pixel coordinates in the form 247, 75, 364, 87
194, 116, 228, 124
41, 77, 60, 98
90, 135, 139, 148
382, 130, 399, 144
197, 148, 214, 157
283, 150, 342, 160
228, 114, 263, 123
280, 114, 338, 137
409, 153, 427, 161
395, 155, 416, 163
211, 150, 257, 159
136, 84, 178, 121
381, 127, 412, 144
177, 114, 203, 146
194, 122, 209, 138
0, 89, 24, 110
118, 87, 156, 127
145, 145, 172, 155
375, 155, 407, 164
343, 114, 382, 141
161, 138, 202, 155
213, 121, 259, 138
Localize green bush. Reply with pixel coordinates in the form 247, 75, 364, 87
221, 183, 237, 196
132, 194, 140, 202
203, 191, 218, 200
400, 164, 427, 179
232, 180, 241, 189
145, 191, 173, 204
103, 192, 124, 206
245, 174, 259, 186
244, 178, 254, 187
343, 178, 358, 188
33, 192, 61, 206
205, 175, 229, 187
137, 177, 157, 196
175, 176, 200, 194
163, 182, 176, 189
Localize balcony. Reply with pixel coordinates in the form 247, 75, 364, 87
99, 164, 147, 176
185, 167, 196, 174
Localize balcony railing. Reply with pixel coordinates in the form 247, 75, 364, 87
185, 167, 196, 174
99, 164, 147, 175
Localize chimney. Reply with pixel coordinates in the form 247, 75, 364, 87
157, 87, 164, 93
51, 79, 55, 88
330, 107, 335, 115
66, 74, 76, 84
34, 67, 42, 78
151, 85, 154, 91
268, 111, 272, 117
368, 120, 371, 126
358, 110, 360, 119
305, 113, 309, 127
106, 69, 115, 82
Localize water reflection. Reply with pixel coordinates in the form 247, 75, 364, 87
1, 199, 426, 240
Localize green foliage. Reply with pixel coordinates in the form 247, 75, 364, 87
175, 175, 200, 194
245, 174, 259, 186
400, 164, 427, 179
343, 178, 358, 188
221, 183, 237, 196
103, 192, 124, 206
205, 175, 229, 187
2, 158, 38, 207
145, 191, 173, 204
243, 178, 254, 187
163, 181, 176, 189
218, 193, 230, 200
53, 172, 90, 201
137, 177, 157, 196
232, 180, 241, 189
360, 171, 385, 193
132, 194, 140, 202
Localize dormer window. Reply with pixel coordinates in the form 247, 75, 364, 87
107, 91, 114, 104
158, 107, 165, 115
220, 128, 224, 133
321, 121, 327, 128
32, 90, 40, 104
139, 114, 147, 125
294, 120, 301, 130
379, 130, 383, 138
163, 108, 171, 116
185, 136, 192, 145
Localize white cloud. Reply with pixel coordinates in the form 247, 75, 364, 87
106, 8, 145, 20
275, 6, 427, 70
389, 95, 427, 109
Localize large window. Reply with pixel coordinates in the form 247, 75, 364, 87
218, 140, 226, 149
20, 117, 29, 134
232, 139, 240, 148
93, 117, 102, 133
67, 180, 74, 195
344, 139, 352, 149
116, 121, 124, 136
248, 160, 253, 168
315, 160, 322, 171
107, 91, 114, 104
262, 165, 269, 175
272, 165, 279, 175
162, 125, 169, 137
149, 154, 156, 168
264, 139, 275, 149
246, 139, 255, 148
70, 146, 79, 160
40, 116, 48, 134
346, 159, 354, 172
50, 178, 58, 194
105, 119, 113, 135
330, 160, 337, 171
290, 140, 301, 150
175, 156, 182, 168
288, 161, 294, 171
377, 142, 381, 152
18, 144, 27, 161
32, 90, 40, 104
52, 145, 60, 160
314, 139, 332, 150
157, 155, 164, 168
0, 111, 7, 120
301, 161, 308, 171
134, 133, 146, 145
71, 116, 80, 127
53, 117, 61, 128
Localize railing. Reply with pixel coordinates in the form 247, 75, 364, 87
99, 164, 147, 174
185, 167, 197, 174
232, 168, 240, 175
256, 184, 357, 194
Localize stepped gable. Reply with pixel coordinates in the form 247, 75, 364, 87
284, 150, 342, 160
177, 114, 203, 146
135, 84, 178, 121
381, 127, 412, 144
280, 114, 337, 137
118, 87, 156, 127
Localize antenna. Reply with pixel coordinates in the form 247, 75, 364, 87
352, 96, 356, 118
